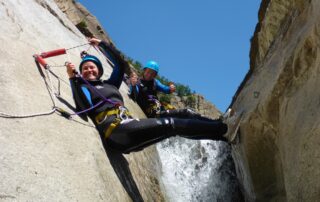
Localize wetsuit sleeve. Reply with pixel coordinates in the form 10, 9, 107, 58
155, 79, 171, 94
128, 84, 134, 98
98, 41, 127, 89
69, 77, 93, 120
128, 84, 139, 101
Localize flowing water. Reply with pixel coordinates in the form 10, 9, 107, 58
157, 137, 242, 202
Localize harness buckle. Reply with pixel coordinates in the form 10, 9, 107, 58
119, 106, 129, 121
154, 100, 161, 115
147, 95, 161, 115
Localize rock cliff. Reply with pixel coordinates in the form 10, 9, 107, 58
0, 0, 163, 201
170, 94, 221, 119
231, 0, 320, 201
54, 0, 112, 44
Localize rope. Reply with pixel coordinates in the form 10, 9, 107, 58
45, 68, 59, 106
0, 109, 56, 119
70, 100, 104, 116
48, 44, 92, 67
77, 74, 121, 106
0, 42, 117, 122
48, 69, 69, 86
65, 43, 90, 51
48, 64, 66, 68
93, 45, 115, 68
0, 68, 58, 119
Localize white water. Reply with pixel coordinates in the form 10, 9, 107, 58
157, 137, 240, 202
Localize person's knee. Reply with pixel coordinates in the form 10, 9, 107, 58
220, 122, 228, 134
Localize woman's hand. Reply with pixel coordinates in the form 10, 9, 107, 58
130, 73, 138, 86
169, 83, 176, 93
66, 62, 76, 78
88, 37, 102, 46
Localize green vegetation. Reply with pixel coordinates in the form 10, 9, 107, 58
126, 57, 143, 73
185, 94, 196, 107
155, 75, 193, 98
77, 20, 87, 29
158, 93, 172, 103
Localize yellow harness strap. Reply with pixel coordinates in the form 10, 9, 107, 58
95, 108, 120, 124
146, 103, 160, 115
95, 107, 131, 139
104, 118, 121, 138
161, 102, 175, 110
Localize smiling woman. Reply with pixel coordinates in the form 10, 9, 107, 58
81, 61, 100, 80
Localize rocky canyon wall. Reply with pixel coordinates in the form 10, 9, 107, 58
231, 0, 320, 201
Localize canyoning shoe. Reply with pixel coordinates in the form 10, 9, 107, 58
222, 108, 235, 121
223, 110, 242, 143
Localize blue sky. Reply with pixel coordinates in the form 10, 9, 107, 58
78, 1, 261, 111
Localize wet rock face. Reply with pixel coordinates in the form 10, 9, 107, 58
0, 0, 162, 201
232, 0, 320, 201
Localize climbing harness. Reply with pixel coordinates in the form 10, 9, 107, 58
95, 106, 131, 138
146, 95, 162, 116
160, 101, 175, 111
143, 94, 176, 117
95, 106, 131, 124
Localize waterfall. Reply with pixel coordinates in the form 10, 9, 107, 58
156, 137, 242, 202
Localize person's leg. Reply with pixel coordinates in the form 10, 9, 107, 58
106, 118, 174, 153
160, 108, 216, 122
106, 117, 227, 153
172, 118, 227, 141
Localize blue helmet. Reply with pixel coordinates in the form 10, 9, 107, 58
143, 60, 159, 74
79, 55, 104, 78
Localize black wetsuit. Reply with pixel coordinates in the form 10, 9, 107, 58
128, 70, 218, 121
129, 78, 163, 117
70, 41, 228, 154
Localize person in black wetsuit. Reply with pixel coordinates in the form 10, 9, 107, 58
67, 38, 239, 154
127, 59, 223, 124
128, 60, 177, 117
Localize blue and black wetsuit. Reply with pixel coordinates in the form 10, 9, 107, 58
129, 78, 171, 117
128, 74, 218, 122
70, 41, 228, 154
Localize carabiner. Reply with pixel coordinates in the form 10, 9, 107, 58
154, 100, 161, 115
119, 106, 129, 121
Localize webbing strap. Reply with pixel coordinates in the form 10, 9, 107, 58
95, 108, 120, 123
76, 74, 121, 107
95, 107, 131, 124
95, 107, 131, 138
104, 119, 121, 138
